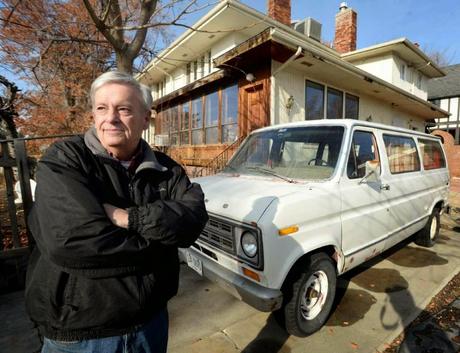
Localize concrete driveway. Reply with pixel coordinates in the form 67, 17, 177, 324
167, 219, 460, 353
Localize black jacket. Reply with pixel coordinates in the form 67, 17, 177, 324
25, 128, 208, 341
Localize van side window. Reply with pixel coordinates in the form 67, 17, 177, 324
418, 138, 446, 170
347, 131, 379, 179
383, 134, 420, 174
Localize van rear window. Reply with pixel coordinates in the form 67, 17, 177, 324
383, 135, 420, 174
418, 139, 446, 170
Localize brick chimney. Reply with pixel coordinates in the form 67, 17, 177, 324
268, 0, 291, 26
334, 2, 357, 53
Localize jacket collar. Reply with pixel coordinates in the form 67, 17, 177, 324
84, 127, 167, 173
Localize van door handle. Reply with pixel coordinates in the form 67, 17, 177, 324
380, 184, 390, 191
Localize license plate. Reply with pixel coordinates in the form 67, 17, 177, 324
186, 251, 203, 276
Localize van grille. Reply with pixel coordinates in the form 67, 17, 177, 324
199, 217, 235, 254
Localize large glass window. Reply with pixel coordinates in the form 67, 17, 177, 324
347, 131, 379, 179
345, 94, 359, 119
205, 92, 219, 144
222, 85, 238, 143
306, 81, 324, 120
192, 97, 203, 145
418, 138, 446, 170
306, 80, 359, 120
383, 134, 420, 174
157, 84, 240, 146
181, 102, 190, 144
327, 88, 343, 119
169, 106, 179, 146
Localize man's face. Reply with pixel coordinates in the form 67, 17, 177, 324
93, 83, 149, 160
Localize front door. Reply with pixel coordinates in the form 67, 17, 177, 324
242, 83, 268, 136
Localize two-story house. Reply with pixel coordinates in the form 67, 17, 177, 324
137, 0, 448, 171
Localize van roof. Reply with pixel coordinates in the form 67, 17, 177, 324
253, 119, 440, 140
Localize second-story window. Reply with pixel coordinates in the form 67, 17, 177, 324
208, 52, 212, 74
186, 63, 191, 84
193, 60, 198, 81
416, 73, 422, 89
201, 56, 205, 78
399, 63, 406, 81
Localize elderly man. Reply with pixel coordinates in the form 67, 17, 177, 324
25, 71, 208, 353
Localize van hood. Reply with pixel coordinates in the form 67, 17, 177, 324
194, 174, 303, 223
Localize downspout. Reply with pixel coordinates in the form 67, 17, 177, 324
272, 46, 302, 76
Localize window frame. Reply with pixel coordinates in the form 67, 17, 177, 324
346, 129, 381, 180
383, 134, 421, 174
418, 138, 446, 170
305, 79, 359, 120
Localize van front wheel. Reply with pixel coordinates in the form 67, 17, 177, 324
277, 253, 336, 337
415, 208, 440, 247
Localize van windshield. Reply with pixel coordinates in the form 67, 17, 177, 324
224, 126, 345, 181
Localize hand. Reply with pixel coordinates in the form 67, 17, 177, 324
103, 203, 129, 229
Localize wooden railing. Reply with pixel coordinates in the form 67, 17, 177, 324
192, 136, 245, 177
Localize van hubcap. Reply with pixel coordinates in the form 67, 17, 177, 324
430, 216, 438, 240
300, 270, 328, 320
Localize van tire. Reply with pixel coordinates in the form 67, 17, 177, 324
276, 253, 336, 337
415, 208, 440, 247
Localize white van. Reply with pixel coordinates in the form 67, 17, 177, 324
182, 119, 449, 337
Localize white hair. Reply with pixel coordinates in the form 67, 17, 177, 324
90, 71, 152, 112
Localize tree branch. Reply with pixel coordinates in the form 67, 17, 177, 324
81, 0, 120, 50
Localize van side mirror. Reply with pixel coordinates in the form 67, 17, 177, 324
359, 160, 381, 184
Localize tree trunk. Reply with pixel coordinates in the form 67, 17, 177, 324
116, 52, 134, 74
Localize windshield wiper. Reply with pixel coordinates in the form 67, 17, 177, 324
246, 166, 295, 183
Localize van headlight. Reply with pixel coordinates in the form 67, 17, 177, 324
241, 231, 258, 258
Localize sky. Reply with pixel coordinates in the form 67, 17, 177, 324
1, 0, 459, 91
184, 0, 460, 63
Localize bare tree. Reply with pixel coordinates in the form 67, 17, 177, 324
82, 0, 206, 74
423, 46, 455, 67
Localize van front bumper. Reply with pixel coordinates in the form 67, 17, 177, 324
180, 248, 283, 312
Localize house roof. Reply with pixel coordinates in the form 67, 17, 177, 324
427, 64, 460, 100
137, 0, 338, 84
139, 0, 449, 119
341, 38, 445, 78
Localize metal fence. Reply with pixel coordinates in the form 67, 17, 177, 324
0, 134, 76, 291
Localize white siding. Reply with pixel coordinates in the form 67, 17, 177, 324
359, 94, 425, 130
351, 54, 428, 100
271, 61, 306, 125
271, 63, 426, 131
392, 55, 428, 100
353, 54, 393, 83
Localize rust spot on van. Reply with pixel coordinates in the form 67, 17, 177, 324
349, 257, 354, 264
